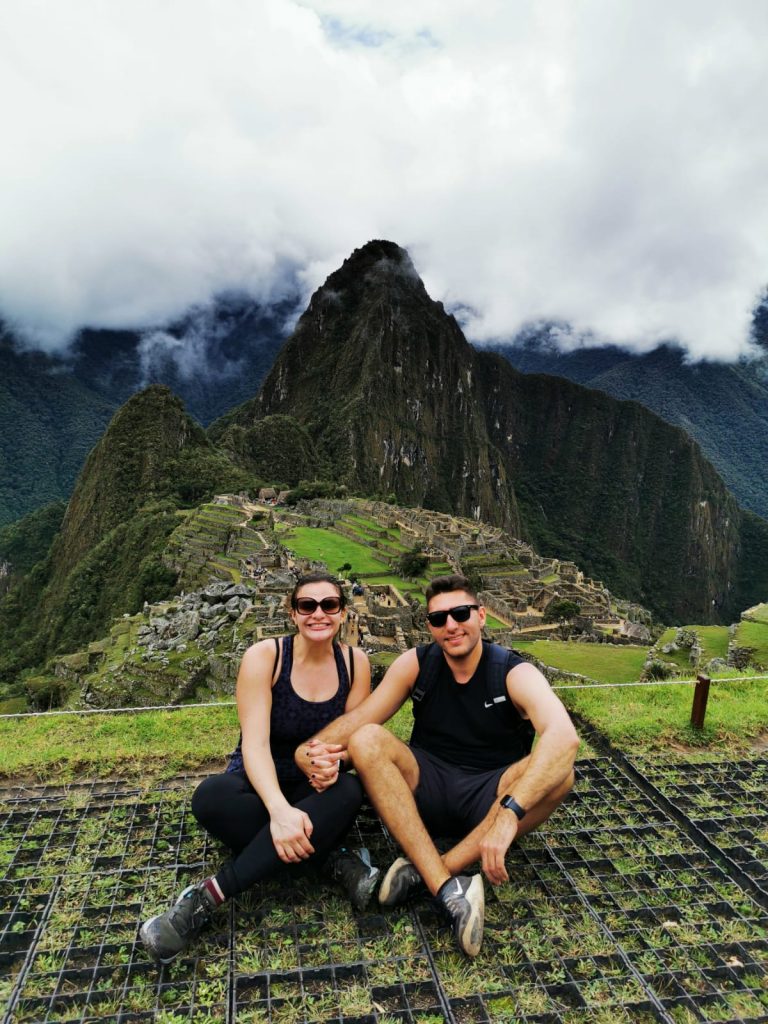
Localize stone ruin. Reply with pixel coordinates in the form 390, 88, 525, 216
36, 493, 655, 711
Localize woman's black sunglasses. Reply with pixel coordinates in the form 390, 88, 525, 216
426, 604, 479, 628
294, 597, 343, 615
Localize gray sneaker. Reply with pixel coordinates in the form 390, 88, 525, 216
378, 857, 426, 907
328, 847, 380, 912
437, 874, 484, 957
140, 882, 216, 963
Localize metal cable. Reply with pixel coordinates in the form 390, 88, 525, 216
1, 674, 766, 719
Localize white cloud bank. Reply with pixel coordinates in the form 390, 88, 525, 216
1, 0, 767, 358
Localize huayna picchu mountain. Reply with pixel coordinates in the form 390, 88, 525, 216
216, 240, 768, 624
211, 241, 521, 531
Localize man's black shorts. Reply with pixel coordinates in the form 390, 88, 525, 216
411, 746, 508, 837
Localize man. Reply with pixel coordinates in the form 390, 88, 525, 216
297, 575, 579, 957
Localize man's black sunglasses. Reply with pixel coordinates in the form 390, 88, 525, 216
294, 597, 343, 615
426, 604, 479, 628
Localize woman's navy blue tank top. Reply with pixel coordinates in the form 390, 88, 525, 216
226, 635, 350, 784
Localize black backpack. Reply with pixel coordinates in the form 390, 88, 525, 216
412, 640, 519, 708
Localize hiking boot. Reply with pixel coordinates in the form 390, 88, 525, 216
437, 874, 484, 957
328, 847, 380, 912
378, 857, 426, 907
140, 882, 217, 963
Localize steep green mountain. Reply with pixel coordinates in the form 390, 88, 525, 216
219, 240, 768, 624
491, 334, 768, 518
475, 358, 744, 623
0, 386, 254, 692
216, 240, 521, 531
0, 295, 290, 526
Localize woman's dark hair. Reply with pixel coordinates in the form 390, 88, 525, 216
424, 574, 478, 604
290, 572, 347, 610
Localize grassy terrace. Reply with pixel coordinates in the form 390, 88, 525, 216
511, 640, 650, 685
282, 527, 391, 575
735, 619, 768, 666
655, 626, 730, 671
279, 527, 449, 601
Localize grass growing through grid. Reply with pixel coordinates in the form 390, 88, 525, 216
3, 757, 767, 1024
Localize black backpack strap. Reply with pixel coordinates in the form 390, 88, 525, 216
483, 642, 515, 707
349, 645, 355, 685
413, 641, 516, 707
412, 642, 443, 703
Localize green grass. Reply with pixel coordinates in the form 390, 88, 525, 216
369, 652, 400, 669
0, 697, 419, 780
344, 513, 386, 532
0, 705, 240, 780
282, 527, 391, 574
654, 625, 729, 669
3, 659, 765, 779
563, 672, 768, 754
743, 602, 768, 624
484, 614, 506, 629
654, 628, 695, 671
340, 516, 409, 551
512, 640, 649, 683
696, 626, 730, 661
734, 619, 768, 668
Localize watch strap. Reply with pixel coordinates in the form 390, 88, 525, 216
499, 795, 526, 820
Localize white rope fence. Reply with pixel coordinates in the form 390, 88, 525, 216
1, 674, 766, 719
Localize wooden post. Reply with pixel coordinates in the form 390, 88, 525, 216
691, 673, 711, 730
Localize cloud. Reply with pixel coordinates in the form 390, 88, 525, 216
0, 0, 766, 359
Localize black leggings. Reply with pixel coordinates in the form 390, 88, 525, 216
191, 770, 364, 899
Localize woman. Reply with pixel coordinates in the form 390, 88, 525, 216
140, 572, 377, 963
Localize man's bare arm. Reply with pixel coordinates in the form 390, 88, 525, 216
295, 648, 419, 784
502, 663, 579, 809
479, 662, 579, 882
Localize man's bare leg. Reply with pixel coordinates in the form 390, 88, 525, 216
347, 724, 449, 895
443, 758, 575, 877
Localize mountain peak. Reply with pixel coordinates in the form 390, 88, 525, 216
341, 238, 410, 270
319, 239, 423, 300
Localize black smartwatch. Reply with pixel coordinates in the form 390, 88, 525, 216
499, 795, 526, 820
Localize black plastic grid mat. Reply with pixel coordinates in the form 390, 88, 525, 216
633, 759, 768, 897
1, 761, 767, 1024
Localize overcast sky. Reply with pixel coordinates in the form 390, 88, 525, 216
1, 0, 767, 359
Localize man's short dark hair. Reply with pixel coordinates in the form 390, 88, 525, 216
425, 574, 479, 604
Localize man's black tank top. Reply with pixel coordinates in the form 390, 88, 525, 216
409, 644, 533, 771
